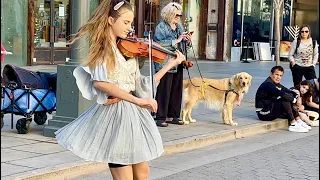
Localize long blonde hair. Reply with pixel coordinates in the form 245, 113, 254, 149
68, 0, 133, 74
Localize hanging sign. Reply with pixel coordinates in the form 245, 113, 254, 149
59, 4, 65, 17
39, 3, 44, 11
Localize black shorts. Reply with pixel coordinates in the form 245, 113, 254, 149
108, 163, 127, 168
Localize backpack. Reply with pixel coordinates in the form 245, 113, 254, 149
295, 39, 317, 55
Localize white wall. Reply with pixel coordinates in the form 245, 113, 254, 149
206, 0, 218, 59
186, 0, 200, 59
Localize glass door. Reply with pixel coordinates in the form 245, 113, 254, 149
33, 0, 70, 65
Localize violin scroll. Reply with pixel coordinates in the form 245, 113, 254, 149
182, 61, 193, 68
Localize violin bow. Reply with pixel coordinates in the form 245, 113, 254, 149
147, 0, 156, 100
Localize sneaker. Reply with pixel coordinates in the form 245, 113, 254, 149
288, 122, 309, 133
310, 120, 319, 127
297, 119, 312, 130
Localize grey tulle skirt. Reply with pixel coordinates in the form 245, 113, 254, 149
54, 101, 164, 165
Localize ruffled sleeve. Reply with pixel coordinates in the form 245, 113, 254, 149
73, 64, 110, 104
134, 62, 158, 99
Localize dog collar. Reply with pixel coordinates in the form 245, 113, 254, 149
229, 82, 245, 94
228, 82, 232, 89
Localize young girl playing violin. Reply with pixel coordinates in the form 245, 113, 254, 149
54, 1, 186, 179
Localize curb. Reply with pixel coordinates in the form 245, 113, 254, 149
15, 119, 288, 180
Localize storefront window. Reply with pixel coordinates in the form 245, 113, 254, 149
34, 0, 100, 48
1, 0, 28, 66
33, 0, 71, 48
232, 0, 273, 45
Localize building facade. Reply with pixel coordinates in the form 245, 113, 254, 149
226, 0, 319, 61
1, 0, 138, 66
231, 0, 319, 58
1, 0, 101, 66
176, 0, 319, 61
1, 0, 318, 66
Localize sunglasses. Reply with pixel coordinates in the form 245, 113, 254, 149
172, 4, 179, 10
175, 14, 183, 18
301, 31, 309, 33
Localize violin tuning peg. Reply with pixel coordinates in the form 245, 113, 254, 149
129, 26, 135, 36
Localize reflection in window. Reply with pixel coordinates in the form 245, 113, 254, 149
1, 0, 28, 66
282, 0, 292, 40
33, 0, 70, 48
232, 0, 273, 46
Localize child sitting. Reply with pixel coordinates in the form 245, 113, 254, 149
292, 87, 319, 127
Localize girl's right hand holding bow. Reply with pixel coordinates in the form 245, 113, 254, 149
136, 98, 158, 112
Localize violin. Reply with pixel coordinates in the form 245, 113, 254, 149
117, 37, 193, 68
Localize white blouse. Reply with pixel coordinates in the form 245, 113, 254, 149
73, 47, 156, 104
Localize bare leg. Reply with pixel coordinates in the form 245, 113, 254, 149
109, 165, 133, 180
132, 162, 150, 180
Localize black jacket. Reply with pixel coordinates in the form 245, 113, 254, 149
255, 77, 298, 108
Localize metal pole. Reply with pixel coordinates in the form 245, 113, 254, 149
243, 38, 250, 63
240, 0, 245, 61
270, 3, 274, 49
50, 0, 55, 64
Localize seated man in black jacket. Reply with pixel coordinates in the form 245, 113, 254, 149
255, 66, 310, 133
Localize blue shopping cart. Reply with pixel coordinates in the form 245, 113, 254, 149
1, 64, 57, 134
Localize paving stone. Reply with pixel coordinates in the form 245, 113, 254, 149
159, 134, 319, 180
1, 163, 35, 177
1, 148, 41, 163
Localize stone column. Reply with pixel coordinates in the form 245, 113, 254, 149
43, 0, 95, 137
223, 0, 234, 61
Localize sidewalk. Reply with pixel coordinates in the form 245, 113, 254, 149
1, 61, 319, 180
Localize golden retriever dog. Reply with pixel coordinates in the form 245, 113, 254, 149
181, 72, 252, 126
